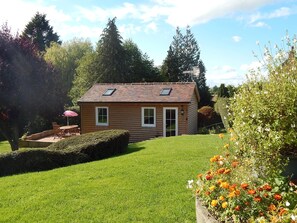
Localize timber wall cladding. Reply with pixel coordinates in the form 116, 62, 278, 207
80, 103, 189, 142
188, 93, 198, 134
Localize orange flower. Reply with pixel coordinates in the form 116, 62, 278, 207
274, 194, 282, 201
219, 195, 225, 201
254, 196, 262, 202
229, 184, 237, 191
234, 205, 241, 211
217, 168, 225, 174
269, 204, 276, 211
263, 184, 272, 191
235, 190, 241, 196
217, 179, 223, 185
206, 174, 213, 181
231, 161, 239, 168
224, 169, 231, 174
197, 173, 203, 179
241, 183, 249, 190
219, 133, 224, 139
248, 189, 256, 195
279, 208, 287, 216
210, 155, 220, 162
211, 200, 218, 207
222, 202, 228, 209
230, 136, 236, 142
220, 182, 229, 189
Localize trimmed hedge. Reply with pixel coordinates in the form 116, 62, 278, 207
0, 129, 130, 177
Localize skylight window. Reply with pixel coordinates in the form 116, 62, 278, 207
103, 88, 116, 96
160, 88, 172, 96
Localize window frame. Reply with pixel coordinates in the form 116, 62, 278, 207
103, 88, 116, 96
141, 107, 156, 127
95, 106, 109, 126
160, 88, 172, 96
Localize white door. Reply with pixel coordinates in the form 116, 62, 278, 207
163, 107, 178, 137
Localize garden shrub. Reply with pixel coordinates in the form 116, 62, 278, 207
48, 129, 130, 159
229, 39, 297, 179
214, 97, 230, 130
0, 129, 130, 177
0, 149, 89, 177
189, 36, 297, 222
198, 106, 223, 133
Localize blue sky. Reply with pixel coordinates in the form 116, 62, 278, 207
1, 0, 297, 86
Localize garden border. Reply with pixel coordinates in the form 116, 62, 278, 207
196, 198, 219, 223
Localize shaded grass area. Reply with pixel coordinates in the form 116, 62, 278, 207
0, 135, 220, 223
0, 141, 12, 154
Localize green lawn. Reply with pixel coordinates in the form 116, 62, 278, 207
0, 134, 220, 223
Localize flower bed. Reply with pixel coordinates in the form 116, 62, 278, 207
188, 133, 297, 223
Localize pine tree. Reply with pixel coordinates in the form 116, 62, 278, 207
96, 17, 126, 83
22, 12, 61, 52
162, 26, 211, 106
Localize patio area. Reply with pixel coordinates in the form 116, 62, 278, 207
19, 124, 80, 147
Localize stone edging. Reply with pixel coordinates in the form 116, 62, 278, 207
196, 198, 219, 223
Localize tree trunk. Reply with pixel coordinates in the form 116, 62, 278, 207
0, 120, 20, 151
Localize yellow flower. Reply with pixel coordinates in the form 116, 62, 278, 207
209, 185, 216, 191
228, 191, 236, 198
222, 202, 228, 209
211, 200, 218, 207
219, 133, 224, 139
224, 144, 230, 149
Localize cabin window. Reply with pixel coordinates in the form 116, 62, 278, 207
96, 107, 109, 126
141, 107, 156, 127
160, 88, 172, 96
103, 88, 116, 96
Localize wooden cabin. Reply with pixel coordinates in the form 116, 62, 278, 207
78, 82, 200, 142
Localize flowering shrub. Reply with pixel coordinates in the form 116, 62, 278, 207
229, 36, 297, 178
188, 133, 297, 222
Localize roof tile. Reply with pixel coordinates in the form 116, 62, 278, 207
78, 82, 199, 103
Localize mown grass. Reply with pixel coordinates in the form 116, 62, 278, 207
0, 134, 221, 223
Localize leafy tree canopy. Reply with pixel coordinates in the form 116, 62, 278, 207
44, 38, 94, 106
0, 24, 63, 150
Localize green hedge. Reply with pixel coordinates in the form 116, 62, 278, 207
0, 129, 130, 177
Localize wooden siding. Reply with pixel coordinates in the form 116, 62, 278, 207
80, 102, 189, 142
187, 93, 198, 134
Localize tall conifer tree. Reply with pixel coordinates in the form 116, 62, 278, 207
22, 12, 61, 52
96, 17, 126, 83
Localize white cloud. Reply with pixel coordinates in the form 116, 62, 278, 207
248, 6, 297, 27
206, 65, 246, 86
232, 36, 241, 42
145, 22, 158, 33
251, 21, 270, 28
240, 61, 262, 72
